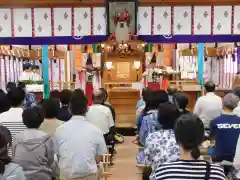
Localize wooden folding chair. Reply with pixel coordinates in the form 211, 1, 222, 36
101, 154, 112, 180
136, 164, 151, 174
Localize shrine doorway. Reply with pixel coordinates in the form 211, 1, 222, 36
102, 43, 143, 128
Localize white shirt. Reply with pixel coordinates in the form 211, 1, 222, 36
0, 108, 26, 137
233, 102, 240, 117
0, 108, 26, 156
55, 116, 107, 178
32, 73, 42, 81
19, 71, 32, 81
234, 135, 240, 178
193, 92, 222, 128
86, 104, 114, 134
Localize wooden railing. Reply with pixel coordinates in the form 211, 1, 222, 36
169, 80, 201, 92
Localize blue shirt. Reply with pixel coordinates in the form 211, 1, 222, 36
139, 110, 160, 146
136, 99, 145, 110
211, 113, 240, 161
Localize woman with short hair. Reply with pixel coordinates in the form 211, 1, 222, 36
139, 90, 169, 146
154, 113, 226, 180
173, 92, 189, 114
40, 98, 64, 134
142, 102, 180, 180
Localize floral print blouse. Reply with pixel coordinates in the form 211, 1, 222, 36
144, 129, 180, 177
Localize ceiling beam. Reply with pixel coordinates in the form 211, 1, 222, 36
0, 0, 239, 8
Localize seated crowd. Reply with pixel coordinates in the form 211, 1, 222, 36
136, 81, 240, 180
0, 82, 116, 180
1, 80, 240, 180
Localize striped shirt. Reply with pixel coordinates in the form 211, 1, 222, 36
155, 160, 226, 180
0, 108, 26, 156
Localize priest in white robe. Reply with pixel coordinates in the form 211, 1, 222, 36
19, 63, 33, 81
32, 65, 42, 81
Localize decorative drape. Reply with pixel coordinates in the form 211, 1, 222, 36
85, 52, 94, 105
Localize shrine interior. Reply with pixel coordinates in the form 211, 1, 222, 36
0, 42, 239, 129
1, 0, 240, 179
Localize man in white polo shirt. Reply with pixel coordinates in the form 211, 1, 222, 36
194, 81, 222, 129
86, 89, 115, 163
86, 89, 114, 135
55, 90, 107, 180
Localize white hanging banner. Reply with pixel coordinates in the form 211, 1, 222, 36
174, 6, 192, 35
92, 53, 101, 68
212, 58, 220, 87
19, 58, 23, 77
0, 9, 12, 37
145, 52, 153, 66
74, 8, 91, 36
34, 8, 52, 37
14, 58, 18, 82
14, 8, 32, 37
9, 56, 14, 82
157, 52, 164, 65
234, 6, 240, 34
5, 56, 10, 83
81, 53, 88, 67
93, 7, 106, 35
153, 6, 171, 35
203, 57, 211, 82
57, 59, 62, 87
49, 60, 52, 83
52, 60, 59, 89
54, 8, 72, 36
194, 6, 212, 35
60, 59, 65, 82
213, 6, 232, 35
66, 51, 71, 82
137, 7, 152, 35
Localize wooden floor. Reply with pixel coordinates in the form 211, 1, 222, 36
108, 136, 141, 180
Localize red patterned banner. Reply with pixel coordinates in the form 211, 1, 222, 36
31, 8, 35, 37
151, 6, 154, 35
51, 8, 54, 37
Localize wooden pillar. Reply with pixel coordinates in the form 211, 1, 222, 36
163, 44, 174, 66
73, 45, 82, 70
162, 44, 174, 89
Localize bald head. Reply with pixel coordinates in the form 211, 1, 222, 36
92, 89, 105, 104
